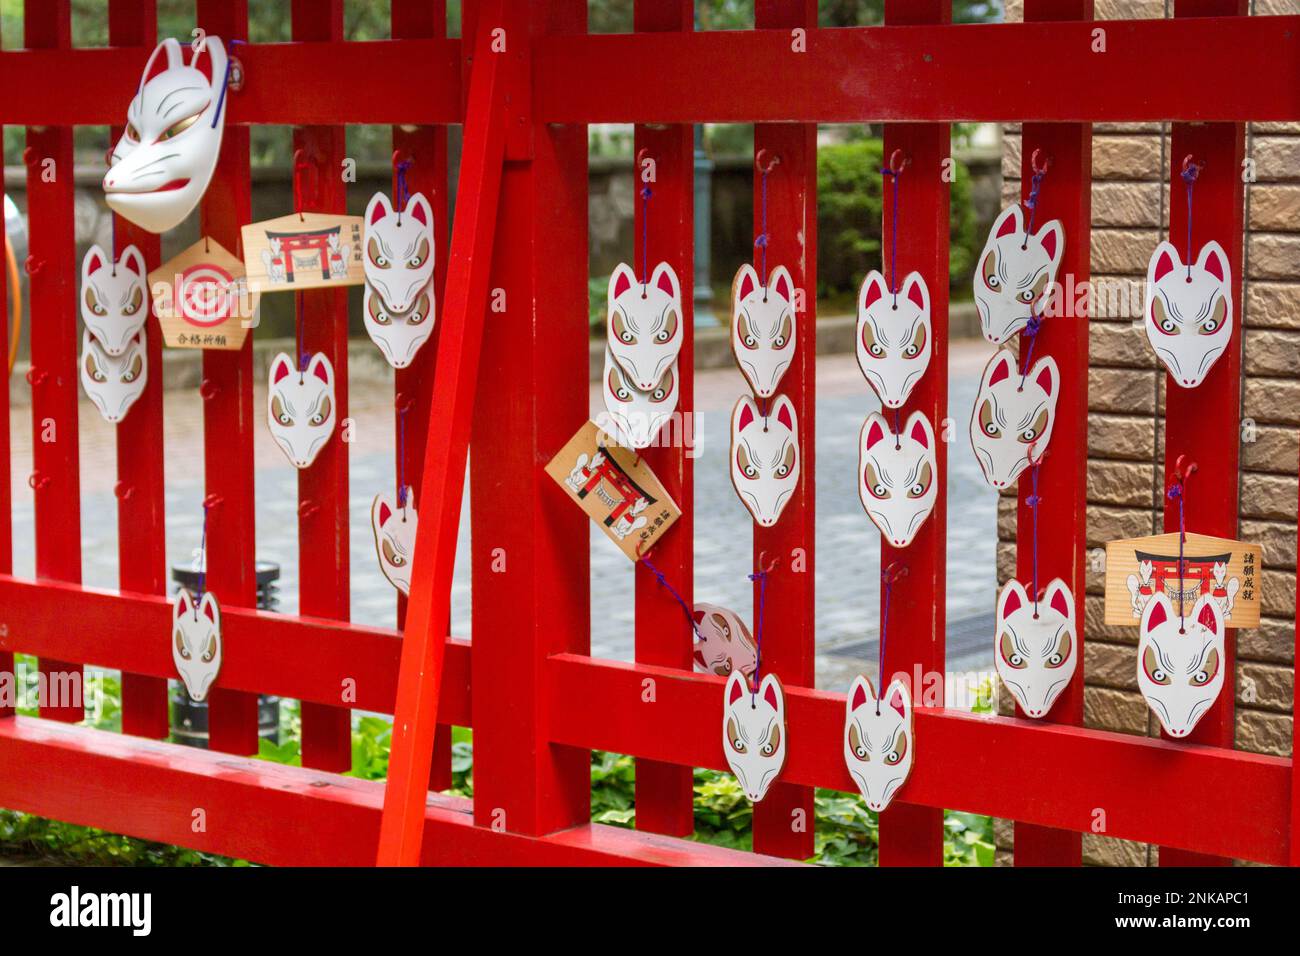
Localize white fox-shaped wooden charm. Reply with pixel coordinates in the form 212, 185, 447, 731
372, 487, 417, 596
969, 348, 1059, 490
731, 263, 796, 398
267, 352, 336, 469
1144, 240, 1232, 389
730, 394, 800, 528
80, 244, 148, 356
994, 578, 1077, 719
172, 588, 222, 703
858, 410, 937, 548
973, 203, 1064, 345
1137, 592, 1225, 739
843, 674, 914, 813
856, 269, 931, 409
606, 261, 683, 392
722, 670, 787, 803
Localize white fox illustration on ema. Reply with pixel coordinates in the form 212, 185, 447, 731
262, 238, 287, 283
1137, 592, 1225, 738
364, 192, 435, 314
843, 674, 914, 813
973, 203, 1064, 345
172, 588, 222, 703
731, 263, 796, 398
1144, 239, 1233, 389
994, 577, 1077, 719
722, 671, 787, 803
104, 36, 228, 234
858, 410, 937, 548
856, 269, 932, 409
80, 330, 148, 424
80, 244, 148, 356
730, 394, 800, 528
606, 261, 683, 392
371, 488, 417, 596
266, 352, 336, 469
969, 348, 1059, 489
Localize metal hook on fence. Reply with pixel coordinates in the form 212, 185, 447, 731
881, 560, 909, 587
1030, 148, 1052, 176
756, 550, 780, 575
886, 148, 911, 175
114, 481, 135, 502
292, 148, 317, 221
1180, 154, 1204, 181
202, 493, 225, 512
1172, 454, 1199, 483
24, 256, 44, 277
754, 148, 781, 175
298, 500, 321, 520
27, 471, 50, 491
635, 535, 656, 561
198, 378, 221, 401
25, 367, 47, 387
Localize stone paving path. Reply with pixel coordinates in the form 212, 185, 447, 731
5, 341, 999, 697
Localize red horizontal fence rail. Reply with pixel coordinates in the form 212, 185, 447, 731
0, 8, 1295, 868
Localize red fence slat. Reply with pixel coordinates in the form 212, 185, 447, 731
25, 0, 82, 724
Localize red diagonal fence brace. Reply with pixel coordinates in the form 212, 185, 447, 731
0, 0, 1296, 868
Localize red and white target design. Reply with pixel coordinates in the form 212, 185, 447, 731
175, 262, 243, 328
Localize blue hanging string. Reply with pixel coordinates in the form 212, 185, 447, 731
640, 185, 652, 293
747, 567, 769, 703
212, 38, 244, 129
395, 157, 413, 221
877, 568, 897, 716
1019, 314, 1043, 388
1181, 161, 1201, 281
642, 557, 702, 641
1023, 166, 1046, 242
755, 168, 770, 291
295, 290, 308, 376
397, 400, 409, 508
1027, 463, 1043, 616
1167, 478, 1189, 629
881, 165, 902, 306
194, 498, 211, 617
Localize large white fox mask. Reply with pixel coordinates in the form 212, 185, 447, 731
856, 269, 932, 409
723, 671, 786, 803
81, 330, 147, 424
105, 37, 228, 234
859, 410, 937, 548
173, 588, 222, 703
974, 204, 1063, 345
81, 244, 148, 356
969, 349, 1059, 489
1137, 592, 1225, 739
372, 488, 417, 596
731, 263, 796, 398
606, 261, 682, 392
995, 577, 1077, 719
730, 394, 800, 528
363, 282, 435, 370
267, 352, 336, 469
1144, 240, 1232, 389
693, 603, 757, 681
843, 675, 914, 813
600, 346, 677, 449
364, 192, 435, 314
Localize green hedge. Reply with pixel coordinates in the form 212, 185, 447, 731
816, 138, 977, 299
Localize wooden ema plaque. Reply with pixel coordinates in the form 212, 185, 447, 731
149, 237, 258, 351
241, 212, 365, 293
545, 420, 681, 561
1104, 531, 1262, 629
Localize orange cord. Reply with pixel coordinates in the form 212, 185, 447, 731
6, 234, 22, 376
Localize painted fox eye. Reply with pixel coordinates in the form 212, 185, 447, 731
774, 315, 792, 349
999, 633, 1026, 670
367, 238, 390, 269
978, 400, 1000, 438
174, 630, 189, 660
907, 463, 932, 499
657, 309, 679, 343
406, 294, 431, 325
1142, 646, 1171, 686
407, 238, 429, 269
774, 445, 795, 479
1018, 288, 1035, 303
85, 288, 107, 316
1152, 299, 1178, 335
382, 538, 406, 568
201, 636, 218, 663
904, 324, 926, 358
310, 395, 332, 426
726, 718, 746, 754
612, 312, 634, 345
863, 462, 888, 499
123, 286, 144, 316
159, 112, 202, 141
982, 251, 999, 290
125, 123, 140, 143
848, 724, 869, 761
271, 395, 292, 426
1018, 409, 1049, 444
736, 445, 757, 480
737, 315, 758, 350
762, 725, 781, 756
368, 294, 392, 326
1199, 297, 1227, 336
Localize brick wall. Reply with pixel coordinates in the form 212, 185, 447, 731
996, 0, 1298, 866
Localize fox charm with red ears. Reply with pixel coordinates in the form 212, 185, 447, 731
730, 394, 800, 527
974, 204, 1064, 345
969, 348, 1059, 490
856, 269, 932, 409
371, 488, 417, 596
731, 263, 796, 398
858, 410, 937, 548
843, 675, 914, 813
994, 578, 1077, 719
81, 244, 148, 356
267, 352, 336, 469
1137, 593, 1225, 738
606, 261, 682, 393
693, 603, 757, 682
172, 589, 222, 703
722, 670, 787, 803
1143, 240, 1232, 389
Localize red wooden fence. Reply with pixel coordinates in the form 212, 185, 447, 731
0, 1, 1295, 868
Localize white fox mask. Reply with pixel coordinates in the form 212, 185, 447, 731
994, 577, 1077, 719
858, 410, 937, 548
267, 352, 336, 469
173, 588, 222, 703
363, 282, 435, 369
104, 37, 228, 234
974, 204, 1063, 345
843, 675, 914, 813
606, 261, 683, 392
693, 603, 757, 681
856, 269, 932, 409
969, 348, 1059, 489
363, 192, 435, 314
730, 394, 800, 528
372, 488, 417, 596
1137, 592, 1225, 739
600, 346, 677, 449
1144, 240, 1232, 389
80, 244, 148, 356
80, 329, 147, 424
731, 263, 796, 398
723, 671, 786, 803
